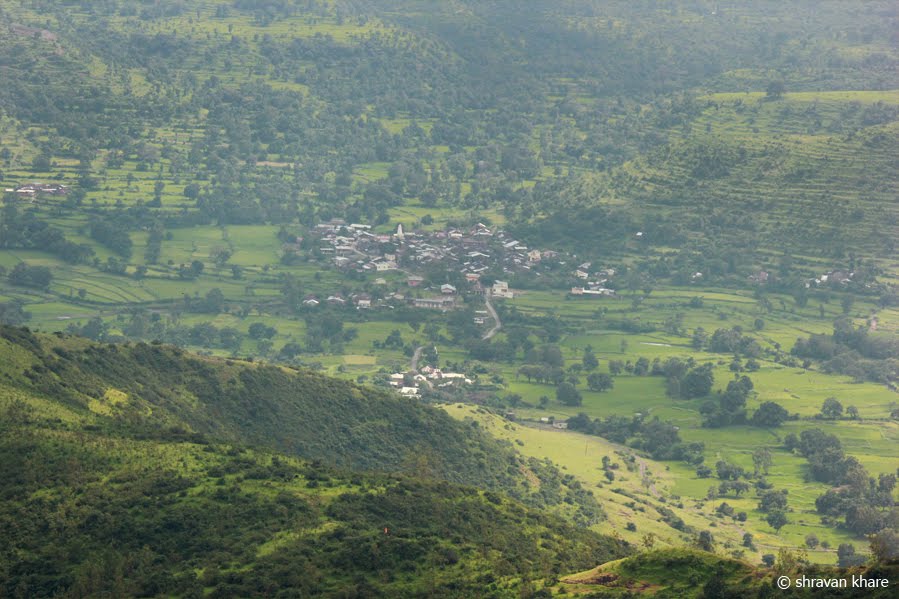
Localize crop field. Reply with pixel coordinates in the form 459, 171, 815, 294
442, 404, 879, 564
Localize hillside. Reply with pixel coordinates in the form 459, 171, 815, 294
0, 324, 632, 596
0, 411, 628, 597
0, 325, 605, 522
560, 548, 898, 598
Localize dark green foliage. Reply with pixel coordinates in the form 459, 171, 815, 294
837, 543, 867, 568
820, 397, 844, 419
680, 363, 715, 399
89, 218, 133, 259
0, 301, 30, 325
8, 263, 52, 289
556, 381, 582, 406
751, 401, 789, 427
586, 372, 614, 392
567, 412, 705, 465
758, 490, 789, 513
0, 326, 600, 515
792, 320, 899, 385
0, 429, 627, 597
792, 428, 899, 538
0, 205, 94, 264
701, 376, 754, 427
0, 327, 631, 596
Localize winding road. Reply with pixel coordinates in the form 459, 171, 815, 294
410, 345, 425, 371
482, 295, 502, 340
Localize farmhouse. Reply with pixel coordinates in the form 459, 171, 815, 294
372, 260, 396, 271
491, 280, 513, 299
748, 271, 769, 284
354, 294, 372, 309
571, 287, 615, 297
413, 296, 455, 310
11, 183, 68, 196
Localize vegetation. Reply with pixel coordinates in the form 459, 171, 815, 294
0, 0, 896, 593
0, 326, 629, 596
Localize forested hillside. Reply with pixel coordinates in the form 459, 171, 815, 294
0, 325, 629, 596
0, 325, 604, 523
0, 1, 894, 257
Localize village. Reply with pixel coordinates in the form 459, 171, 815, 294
286, 218, 620, 313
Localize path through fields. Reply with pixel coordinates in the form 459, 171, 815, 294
410, 345, 424, 371
482, 295, 502, 340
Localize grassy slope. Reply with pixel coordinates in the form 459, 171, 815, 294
0, 325, 607, 518
486, 289, 899, 561
0, 326, 630, 597
560, 548, 898, 597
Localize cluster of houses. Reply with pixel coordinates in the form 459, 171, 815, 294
5, 183, 69, 197
289, 219, 568, 310
299, 292, 372, 310
308, 219, 556, 281
749, 268, 856, 288
388, 365, 473, 397
748, 270, 771, 285
570, 262, 616, 297
809, 269, 854, 287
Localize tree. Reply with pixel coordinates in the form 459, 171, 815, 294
759, 489, 789, 512
837, 543, 866, 568
752, 447, 773, 475
766, 80, 786, 100
32, 152, 51, 171
681, 364, 714, 398
8, 263, 53, 289
586, 372, 614, 392
556, 382, 582, 406
751, 401, 789, 427
692, 327, 708, 350
805, 534, 819, 549
841, 295, 854, 315
846, 405, 859, 419
766, 510, 788, 531
701, 567, 729, 599
582, 346, 598, 370
761, 554, 776, 567
202, 288, 225, 313
743, 533, 755, 549
869, 529, 899, 563
695, 530, 715, 552
79, 317, 108, 341
248, 323, 277, 339
820, 397, 843, 420
0, 301, 30, 325
633, 356, 650, 375
715, 460, 744, 481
